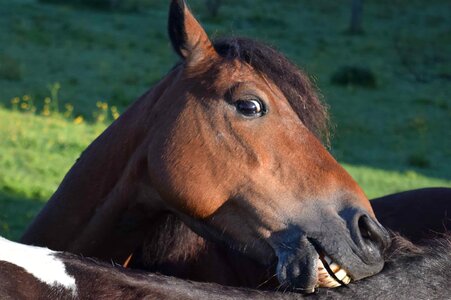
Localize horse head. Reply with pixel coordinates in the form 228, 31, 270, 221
145, 0, 390, 292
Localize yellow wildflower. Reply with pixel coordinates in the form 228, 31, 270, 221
111, 106, 120, 120
74, 116, 84, 124
42, 107, 50, 116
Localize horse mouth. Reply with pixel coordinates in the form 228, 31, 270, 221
275, 237, 353, 293
317, 252, 352, 288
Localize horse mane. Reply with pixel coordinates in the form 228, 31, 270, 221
213, 37, 330, 145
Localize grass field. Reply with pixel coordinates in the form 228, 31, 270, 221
1, 0, 450, 240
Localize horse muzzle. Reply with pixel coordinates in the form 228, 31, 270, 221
270, 210, 390, 293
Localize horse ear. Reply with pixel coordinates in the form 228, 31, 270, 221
168, 0, 217, 65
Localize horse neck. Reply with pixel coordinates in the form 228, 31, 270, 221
21, 72, 176, 259
131, 213, 278, 288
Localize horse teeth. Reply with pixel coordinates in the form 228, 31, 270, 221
334, 269, 347, 280
327, 280, 342, 288
317, 255, 351, 288
329, 262, 340, 273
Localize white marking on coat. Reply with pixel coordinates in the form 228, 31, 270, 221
0, 236, 77, 295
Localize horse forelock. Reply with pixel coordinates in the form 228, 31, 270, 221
212, 37, 330, 146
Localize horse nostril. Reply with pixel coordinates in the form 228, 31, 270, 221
357, 214, 388, 251
358, 216, 372, 240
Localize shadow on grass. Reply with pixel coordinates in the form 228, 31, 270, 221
0, 191, 44, 241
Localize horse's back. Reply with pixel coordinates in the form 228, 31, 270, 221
371, 187, 451, 242
2, 234, 450, 300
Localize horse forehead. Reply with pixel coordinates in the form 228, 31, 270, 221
219, 62, 274, 88
0, 237, 77, 295
186, 60, 277, 93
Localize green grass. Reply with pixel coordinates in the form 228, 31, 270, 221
1, 0, 450, 240
0, 109, 105, 200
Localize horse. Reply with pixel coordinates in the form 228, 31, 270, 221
371, 187, 451, 243
125, 187, 451, 288
19, 0, 391, 293
1, 235, 449, 299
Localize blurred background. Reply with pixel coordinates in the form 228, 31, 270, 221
0, 0, 450, 240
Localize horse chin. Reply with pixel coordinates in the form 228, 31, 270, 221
274, 238, 319, 293
274, 236, 355, 293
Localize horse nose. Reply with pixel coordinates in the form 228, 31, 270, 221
349, 212, 391, 262
358, 214, 390, 250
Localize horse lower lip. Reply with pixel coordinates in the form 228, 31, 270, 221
317, 254, 351, 287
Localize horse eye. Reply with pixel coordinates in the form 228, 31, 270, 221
235, 99, 266, 117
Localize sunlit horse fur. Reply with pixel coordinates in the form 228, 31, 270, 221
20, 0, 392, 292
